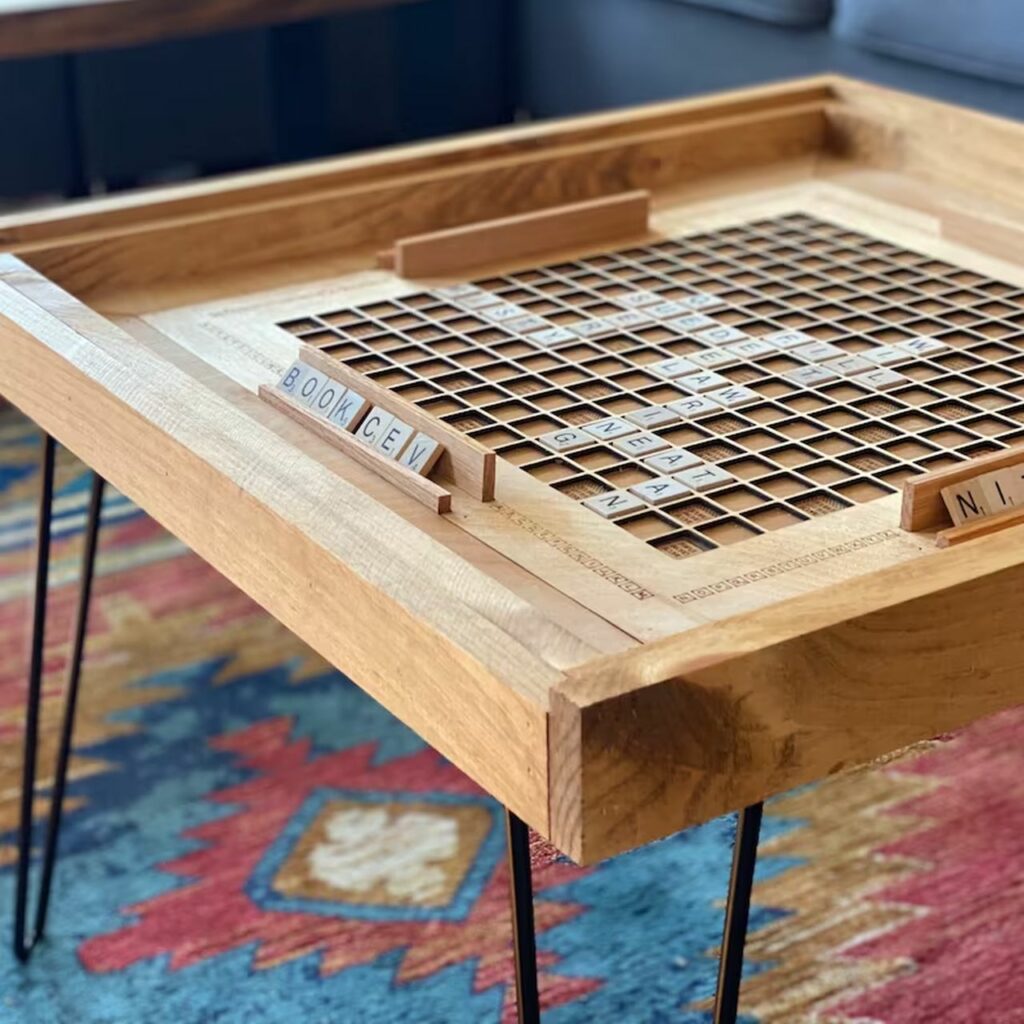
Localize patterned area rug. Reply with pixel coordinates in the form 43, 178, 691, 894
0, 406, 1022, 1023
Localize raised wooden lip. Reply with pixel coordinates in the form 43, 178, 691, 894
551, 522, 1024, 862
0, 76, 837, 249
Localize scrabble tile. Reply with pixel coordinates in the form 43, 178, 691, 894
582, 490, 646, 519
676, 370, 731, 393
604, 310, 653, 330
977, 468, 1024, 514
327, 388, 371, 430
853, 368, 907, 391
865, 344, 907, 366
822, 354, 875, 377
941, 478, 992, 526
538, 427, 592, 452
454, 290, 503, 310
675, 466, 733, 493
625, 405, 680, 429
763, 329, 813, 350
504, 314, 551, 334
618, 290, 662, 308
784, 364, 839, 387
354, 405, 394, 447
482, 303, 529, 322
628, 476, 690, 505
277, 360, 310, 395
794, 341, 845, 363
644, 447, 702, 473
649, 356, 699, 379
531, 326, 577, 348
696, 326, 747, 347
646, 301, 687, 319
399, 433, 443, 476
667, 394, 720, 418
899, 336, 948, 357
680, 292, 724, 311
583, 417, 638, 440
674, 463, 734, 492
376, 417, 415, 458
666, 313, 717, 333
612, 432, 671, 457
569, 318, 616, 339
433, 283, 478, 299
296, 367, 328, 406
726, 338, 774, 360
688, 347, 735, 370
310, 378, 346, 418
707, 385, 759, 409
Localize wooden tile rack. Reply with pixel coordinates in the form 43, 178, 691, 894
301, 347, 495, 501
902, 442, 1024, 531
258, 382, 452, 514
377, 191, 651, 279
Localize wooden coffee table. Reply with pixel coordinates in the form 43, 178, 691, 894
2, 76, 1023, 1022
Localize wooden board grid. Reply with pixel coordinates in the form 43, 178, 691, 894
280, 212, 1024, 560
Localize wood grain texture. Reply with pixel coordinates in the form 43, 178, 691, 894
0, 78, 834, 251
0, 0, 416, 59
257, 385, 452, 513
22, 102, 828, 302
302, 347, 496, 500
552, 528, 1024, 862
902, 442, 1024, 531
385, 191, 650, 278
826, 77, 1024, 214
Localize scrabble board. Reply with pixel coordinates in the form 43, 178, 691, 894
278, 212, 1024, 562
4, 77, 1024, 864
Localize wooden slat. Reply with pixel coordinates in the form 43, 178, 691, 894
937, 506, 1024, 548
302, 347, 496, 501
384, 191, 650, 278
901, 442, 1024, 531
258, 385, 451, 513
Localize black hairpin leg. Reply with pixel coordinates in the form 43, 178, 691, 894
505, 809, 541, 1024
712, 802, 764, 1024
14, 433, 105, 961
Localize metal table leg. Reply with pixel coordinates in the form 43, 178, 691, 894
505, 808, 541, 1024
14, 433, 105, 961
713, 802, 764, 1024
503, 800, 763, 1023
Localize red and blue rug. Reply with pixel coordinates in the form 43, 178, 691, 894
0, 406, 1022, 1022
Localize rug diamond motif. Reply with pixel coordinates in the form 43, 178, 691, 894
250, 789, 502, 921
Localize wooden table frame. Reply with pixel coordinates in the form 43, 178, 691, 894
3, 76, 1024, 1019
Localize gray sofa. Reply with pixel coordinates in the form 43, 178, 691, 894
520, 0, 1024, 122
